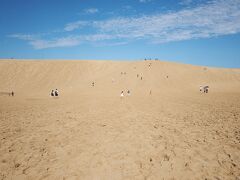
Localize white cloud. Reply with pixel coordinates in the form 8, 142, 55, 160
23, 34, 114, 49
84, 8, 99, 14
8, 34, 37, 40
139, 0, 152, 3
9, 0, 240, 49
92, 0, 240, 43
179, 0, 193, 5
64, 21, 88, 31
29, 37, 81, 49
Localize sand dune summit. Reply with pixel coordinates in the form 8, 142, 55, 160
0, 59, 240, 180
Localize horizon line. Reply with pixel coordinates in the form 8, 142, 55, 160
0, 58, 239, 69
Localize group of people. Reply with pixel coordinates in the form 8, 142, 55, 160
200, 86, 209, 93
137, 74, 143, 80
9, 91, 14, 96
120, 90, 131, 98
50, 89, 59, 97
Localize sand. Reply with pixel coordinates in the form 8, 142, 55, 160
0, 59, 240, 180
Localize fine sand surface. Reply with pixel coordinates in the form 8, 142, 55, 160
0, 59, 240, 180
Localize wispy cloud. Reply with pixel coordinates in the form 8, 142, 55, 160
64, 21, 88, 31
92, 0, 240, 43
29, 37, 81, 49
24, 34, 114, 49
84, 8, 99, 14
8, 34, 38, 41
9, 0, 240, 49
139, 0, 152, 3
179, 0, 193, 5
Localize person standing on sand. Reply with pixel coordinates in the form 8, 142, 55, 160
55, 89, 59, 96
11, 91, 14, 96
51, 90, 54, 96
127, 90, 130, 96
120, 91, 124, 98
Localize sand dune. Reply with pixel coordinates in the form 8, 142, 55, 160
0, 59, 240, 180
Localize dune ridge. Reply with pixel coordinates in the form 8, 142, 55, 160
0, 59, 239, 95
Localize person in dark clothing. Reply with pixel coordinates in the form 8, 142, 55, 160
55, 89, 59, 96
51, 90, 54, 96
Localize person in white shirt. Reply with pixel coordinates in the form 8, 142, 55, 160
120, 91, 124, 98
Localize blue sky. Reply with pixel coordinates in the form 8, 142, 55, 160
0, 0, 240, 68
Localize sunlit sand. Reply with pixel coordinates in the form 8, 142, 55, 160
0, 59, 240, 179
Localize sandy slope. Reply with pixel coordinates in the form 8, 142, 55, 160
0, 59, 240, 180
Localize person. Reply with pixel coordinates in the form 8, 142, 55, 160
205, 88, 208, 93
120, 91, 124, 98
51, 90, 54, 96
204, 87, 209, 93
11, 91, 14, 96
127, 90, 130, 96
55, 89, 59, 96
92, 82, 95, 87
203, 86, 209, 93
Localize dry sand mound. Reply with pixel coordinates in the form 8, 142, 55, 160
0, 59, 240, 180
